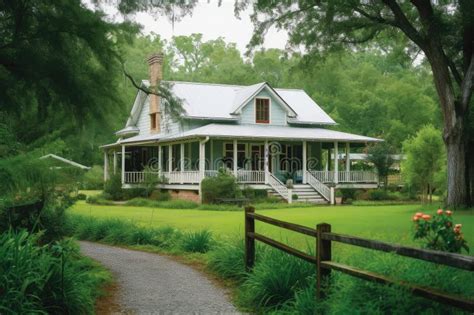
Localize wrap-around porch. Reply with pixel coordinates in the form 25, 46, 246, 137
104, 138, 378, 199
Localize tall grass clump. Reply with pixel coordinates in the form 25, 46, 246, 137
180, 229, 213, 253
0, 230, 110, 314
237, 249, 315, 311
207, 238, 247, 280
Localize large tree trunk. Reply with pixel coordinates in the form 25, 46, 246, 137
424, 43, 468, 207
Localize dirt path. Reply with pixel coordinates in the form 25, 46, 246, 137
79, 241, 238, 314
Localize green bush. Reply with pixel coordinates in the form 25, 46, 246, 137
0, 231, 110, 314
237, 249, 314, 310
81, 165, 103, 189
208, 239, 247, 280
201, 169, 240, 204
76, 193, 87, 200
103, 173, 123, 200
86, 194, 115, 205
242, 187, 268, 201
180, 230, 213, 253
150, 189, 171, 201
66, 215, 184, 250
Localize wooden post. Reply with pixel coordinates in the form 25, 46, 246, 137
264, 141, 269, 184
334, 142, 338, 184
316, 223, 331, 299
245, 206, 256, 271
121, 145, 125, 184
345, 142, 350, 173
233, 139, 238, 177
302, 141, 307, 184
113, 151, 117, 175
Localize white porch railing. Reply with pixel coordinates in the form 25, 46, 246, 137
124, 170, 377, 185
310, 171, 335, 183
237, 170, 265, 183
309, 171, 377, 183
164, 171, 202, 184
267, 171, 290, 202
306, 171, 331, 201
124, 171, 161, 184
338, 171, 378, 183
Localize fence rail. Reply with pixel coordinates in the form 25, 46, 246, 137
244, 207, 474, 312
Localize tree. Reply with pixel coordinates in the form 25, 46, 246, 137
402, 125, 446, 203
238, 0, 474, 207
367, 142, 395, 188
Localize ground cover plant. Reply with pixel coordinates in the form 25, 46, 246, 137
0, 230, 111, 314
67, 201, 474, 314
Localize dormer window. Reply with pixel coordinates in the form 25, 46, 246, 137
255, 98, 270, 124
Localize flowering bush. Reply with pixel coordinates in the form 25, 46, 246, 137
412, 209, 469, 253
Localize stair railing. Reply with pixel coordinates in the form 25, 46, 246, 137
267, 172, 291, 203
306, 171, 331, 201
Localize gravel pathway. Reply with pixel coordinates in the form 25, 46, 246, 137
79, 241, 238, 314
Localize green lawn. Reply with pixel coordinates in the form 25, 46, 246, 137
69, 201, 474, 252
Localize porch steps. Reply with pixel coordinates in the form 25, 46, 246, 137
268, 184, 328, 204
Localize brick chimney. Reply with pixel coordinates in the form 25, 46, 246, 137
147, 52, 164, 133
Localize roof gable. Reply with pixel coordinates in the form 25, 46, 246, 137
230, 82, 297, 118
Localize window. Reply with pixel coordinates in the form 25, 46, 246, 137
224, 143, 247, 169
255, 98, 270, 123
150, 113, 157, 130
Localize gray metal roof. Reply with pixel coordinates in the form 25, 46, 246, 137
116, 123, 381, 145
140, 80, 335, 125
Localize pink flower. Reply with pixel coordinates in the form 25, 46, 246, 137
422, 214, 431, 221
446, 210, 452, 216
415, 212, 423, 217
413, 216, 419, 222
437, 209, 443, 215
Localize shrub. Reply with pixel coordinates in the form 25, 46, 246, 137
413, 209, 469, 253
81, 165, 103, 189
238, 249, 314, 310
86, 194, 115, 205
150, 189, 171, 201
76, 193, 87, 200
158, 200, 199, 209
208, 239, 247, 280
180, 230, 213, 253
0, 231, 110, 314
242, 187, 268, 201
201, 169, 240, 204
103, 173, 124, 200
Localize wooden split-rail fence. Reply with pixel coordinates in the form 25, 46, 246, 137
244, 206, 474, 312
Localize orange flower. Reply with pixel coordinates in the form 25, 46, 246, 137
412, 215, 419, 222
437, 209, 443, 215
446, 210, 452, 216
415, 212, 423, 217
422, 214, 431, 221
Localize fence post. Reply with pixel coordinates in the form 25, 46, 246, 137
316, 223, 332, 299
245, 206, 255, 271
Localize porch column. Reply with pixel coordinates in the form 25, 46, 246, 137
180, 143, 185, 184
158, 145, 162, 173
199, 140, 205, 178
113, 151, 117, 175
121, 145, 125, 184
104, 151, 109, 181
168, 145, 173, 172
345, 143, 350, 172
233, 139, 238, 177
264, 140, 269, 184
334, 142, 339, 184
302, 141, 307, 184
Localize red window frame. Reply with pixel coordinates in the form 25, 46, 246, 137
255, 98, 270, 124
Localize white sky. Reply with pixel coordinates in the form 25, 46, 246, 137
86, 0, 290, 53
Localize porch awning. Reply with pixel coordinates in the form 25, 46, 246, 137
159, 123, 381, 143
103, 123, 381, 147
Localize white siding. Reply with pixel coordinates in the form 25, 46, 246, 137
136, 97, 150, 135
240, 90, 288, 125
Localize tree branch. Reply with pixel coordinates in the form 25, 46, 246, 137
382, 0, 426, 48
460, 52, 474, 111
